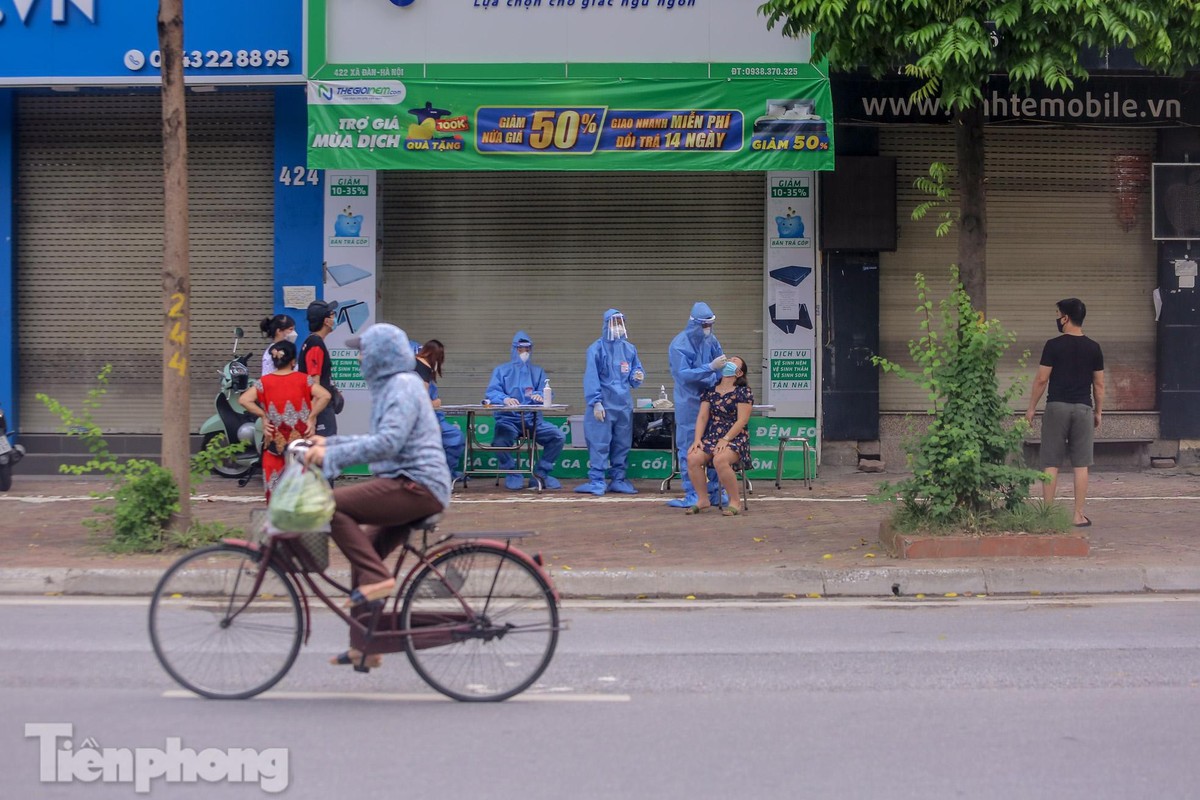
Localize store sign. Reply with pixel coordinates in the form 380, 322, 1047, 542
311, 0, 811, 77
323, 171, 378, 436
307, 78, 834, 171
834, 74, 1198, 127
0, 0, 302, 85
764, 172, 817, 417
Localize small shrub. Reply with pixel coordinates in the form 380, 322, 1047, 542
37, 367, 251, 553
166, 520, 244, 551
872, 268, 1048, 533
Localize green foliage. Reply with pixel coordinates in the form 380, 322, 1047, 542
166, 520, 245, 551
757, 0, 1198, 112
891, 496, 1072, 536
36, 366, 250, 553
871, 268, 1047, 529
911, 161, 957, 237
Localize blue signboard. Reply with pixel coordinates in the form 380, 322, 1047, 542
0, 0, 302, 85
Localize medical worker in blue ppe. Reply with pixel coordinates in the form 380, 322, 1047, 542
575, 309, 645, 496
666, 302, 727, 508
486, 331, 565, 490
413, 339, 466, 483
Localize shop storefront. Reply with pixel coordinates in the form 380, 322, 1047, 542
0, 0, 305, 445
297, 0, 832, 480
827, 73, 1200, 464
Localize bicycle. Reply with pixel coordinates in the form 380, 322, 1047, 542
149, 458, 561, 702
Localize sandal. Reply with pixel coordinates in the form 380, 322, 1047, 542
685, 504, 712, 515
331, 649, 383, 669
343, 578, 397, 609
721, 505, 742, 517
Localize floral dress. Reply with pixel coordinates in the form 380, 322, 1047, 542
698, 384, 754, 467
255, 371, 317, 498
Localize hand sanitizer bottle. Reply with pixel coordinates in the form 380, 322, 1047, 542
660, 384, 669, 403
543, 379, 553, 407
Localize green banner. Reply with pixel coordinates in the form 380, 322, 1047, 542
306, 77, 833, 171
441, 415, 817, 480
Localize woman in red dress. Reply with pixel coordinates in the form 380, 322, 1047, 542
238, 339, 332, 499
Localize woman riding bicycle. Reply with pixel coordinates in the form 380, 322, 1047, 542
303, 322, 452, 668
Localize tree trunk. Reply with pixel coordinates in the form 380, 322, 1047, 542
158, 0, 191, 533
954, 104, 987, 311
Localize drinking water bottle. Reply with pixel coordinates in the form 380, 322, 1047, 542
543, 379, 553, 406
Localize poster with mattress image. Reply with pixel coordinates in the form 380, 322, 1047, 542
764, 172, 816, 417
323, 170, 378, 436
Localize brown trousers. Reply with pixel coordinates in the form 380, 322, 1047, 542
329, 476, 444, 587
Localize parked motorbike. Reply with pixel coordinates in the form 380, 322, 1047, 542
198, 327, 262, 485
0, 403, 25, 492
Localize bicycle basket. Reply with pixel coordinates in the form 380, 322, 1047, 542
249, 509, 330, 572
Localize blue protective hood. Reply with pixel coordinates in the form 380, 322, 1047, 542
358, 324, 416, 387
509, 330, 534, 362
602, 308, 624, 339
686, 302, 716, 348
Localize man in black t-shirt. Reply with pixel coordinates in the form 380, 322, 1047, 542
300, 300, 340, 437
1025, 298, 1105, 527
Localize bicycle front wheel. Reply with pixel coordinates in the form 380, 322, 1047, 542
402, 544, 558, 702
149, 544, 303, 700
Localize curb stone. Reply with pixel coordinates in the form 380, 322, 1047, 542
5, 566, 1199, 599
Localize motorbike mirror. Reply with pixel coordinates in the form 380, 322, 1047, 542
234, 327, 244, 338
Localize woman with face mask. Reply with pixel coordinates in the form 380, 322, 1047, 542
259, 314, 298, 376
684, 355, 754, 516
238, 338, 331, 499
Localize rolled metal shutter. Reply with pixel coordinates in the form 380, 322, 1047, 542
378, 171, 766, 411
16, 91, 275, 433
879, 126, 1156, 411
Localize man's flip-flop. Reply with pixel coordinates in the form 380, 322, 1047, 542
1074, 517, 1092, 528
331, 650, 383, 669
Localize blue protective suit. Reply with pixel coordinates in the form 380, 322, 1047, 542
485, 331, 565, 488
411, 338, 466, 480
668, 302, 724, 505
429, 381, 466, 479
579, 309, 644, 492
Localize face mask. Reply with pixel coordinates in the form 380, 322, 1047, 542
284, 330, 298, 343
1056, 316, 1065, 333
518, 351, 530, 363
702, 326, 713, 338
722, 362, 739, 377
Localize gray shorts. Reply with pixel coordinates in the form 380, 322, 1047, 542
1040, 402, 1094, 468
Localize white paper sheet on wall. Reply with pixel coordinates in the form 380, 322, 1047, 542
283, 285, 315, 309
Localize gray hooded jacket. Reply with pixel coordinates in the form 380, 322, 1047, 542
322, 324, 451, 508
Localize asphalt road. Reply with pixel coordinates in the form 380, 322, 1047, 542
1, 596, 1198, 799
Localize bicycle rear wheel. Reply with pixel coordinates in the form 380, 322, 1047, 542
402, 544, 558, 702
149, 544, 303, 700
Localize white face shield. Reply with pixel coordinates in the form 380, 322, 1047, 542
607, 316, 627, 341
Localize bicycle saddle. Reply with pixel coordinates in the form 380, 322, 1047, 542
409, 513, 443, 532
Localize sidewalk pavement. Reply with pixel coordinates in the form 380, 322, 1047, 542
2, 467, 1199, 599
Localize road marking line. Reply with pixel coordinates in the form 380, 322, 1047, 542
162, 689, 631, 703
5, 595, 1199, 610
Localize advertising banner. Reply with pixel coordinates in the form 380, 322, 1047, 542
764, 171, 817, 418
307, 78, 833, 171
451, 415, 816, 479
0, 0, 303, 85
322, 170, 377, 436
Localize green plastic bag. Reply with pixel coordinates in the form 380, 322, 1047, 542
268, 460, 335, 533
